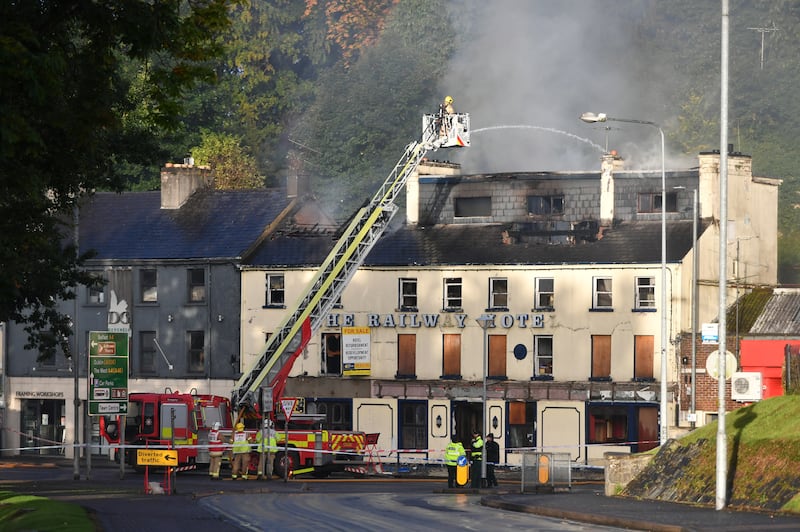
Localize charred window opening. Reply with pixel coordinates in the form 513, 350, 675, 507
454, 196, 491, 217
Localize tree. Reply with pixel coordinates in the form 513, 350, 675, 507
191, 131, 264, 189
291, 0, 456, 216
0, 0, 237, 358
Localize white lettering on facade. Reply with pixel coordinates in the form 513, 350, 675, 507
16, 391, 66, 398
326, 313, 545, 329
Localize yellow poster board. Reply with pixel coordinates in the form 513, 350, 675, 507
137, 449, 178, 466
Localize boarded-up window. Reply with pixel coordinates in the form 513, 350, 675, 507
488, 334, 507, 378
442, 334, 461, 376
508, 402, 526, 425
634, 335, 654, 379
397, 334, 416, 377
591, 335, 611, 379
637, 406, 659, 452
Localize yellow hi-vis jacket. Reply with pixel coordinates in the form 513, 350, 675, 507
445, 441, 465, 466
232, 429, 250, 454
255, 429, 277, 452
471, 436, 484, 460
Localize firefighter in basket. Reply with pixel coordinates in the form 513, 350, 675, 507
438, 95, 455, 138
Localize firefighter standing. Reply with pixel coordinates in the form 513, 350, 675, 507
470, 430, 484, 488
208, 422, 225, 480
438, 95, 455, 138
255, 419, 277, 480
444, 436, 465, 488
231, 422, 252, 480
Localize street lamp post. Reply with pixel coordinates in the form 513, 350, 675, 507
580, 112, 669, 445
475, 314, 494, 488
675, 186, 699, 429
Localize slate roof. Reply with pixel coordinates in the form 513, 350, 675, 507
245, 218, 705, 268
79, 188, 292, 261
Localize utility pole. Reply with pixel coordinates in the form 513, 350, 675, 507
748, 23, 778, 70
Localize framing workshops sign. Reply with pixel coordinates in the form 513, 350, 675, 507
342, 326, 371, 376
88, 331, 129, 416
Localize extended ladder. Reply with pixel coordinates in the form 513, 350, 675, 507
232, 113, 470, 408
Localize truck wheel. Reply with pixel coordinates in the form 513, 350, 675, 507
274, 450, 298, 478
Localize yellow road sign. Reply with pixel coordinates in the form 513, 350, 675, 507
137, 449, 179, 466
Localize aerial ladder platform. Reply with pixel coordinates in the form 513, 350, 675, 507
232, 110, 470, 411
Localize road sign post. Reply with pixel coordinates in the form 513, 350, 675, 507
280, 398, 297, 483
88, 331, 129, 416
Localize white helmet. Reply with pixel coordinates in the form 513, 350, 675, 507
213, 422, 221, 430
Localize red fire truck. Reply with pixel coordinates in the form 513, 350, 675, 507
99, 389, 232, 470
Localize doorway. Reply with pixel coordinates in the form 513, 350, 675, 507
20, 399, 65, 455
450, 400, 482, 446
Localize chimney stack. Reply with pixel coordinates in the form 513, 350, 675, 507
160, 162, 213, 209
599, 152, 619, 227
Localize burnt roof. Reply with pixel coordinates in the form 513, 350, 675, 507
245, 218, 706, 268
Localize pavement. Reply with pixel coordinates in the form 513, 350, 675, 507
2, 455, 800, 531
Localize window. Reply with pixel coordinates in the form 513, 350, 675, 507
399, 400, 428, 450
527, 195, 564, 215
187, 268, 206, 303
454, 196, 491, 217
489, 278, 508, 309
534, 335, 553, 378
140, 269, 157, 303
442, 333, 461, 377
265, 273, 285, 307
322, 333, 341, 375
535, 278, 554, 310
635, 276, 656, 309
39, 347, 56, 368
187, 331, 205, 373
507, 401, 535, 449
593, 277, 613, 309
588, 405, 628, 444
396, 334, 416, 378
306, 399, 352, 431
87, 274, 105, 305
399, 278, 418, 311
591, 335, 612, 380
443, 278, 462, 311
139, 331, 156, 374
488, 334, 507, 379
634, 335, 655, 380
638, 192, 677, 214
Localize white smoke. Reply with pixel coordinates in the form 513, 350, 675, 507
440, 0, 687, 173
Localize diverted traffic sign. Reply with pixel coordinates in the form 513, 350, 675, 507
137, 449, 179, 466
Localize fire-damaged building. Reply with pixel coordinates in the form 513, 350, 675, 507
241, 149, 779, 466
0, 148, 780, 468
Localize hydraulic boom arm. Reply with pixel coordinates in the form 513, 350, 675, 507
232, 112, 470, 411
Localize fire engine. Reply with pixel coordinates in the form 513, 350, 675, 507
99, 107, 470, 476
99, 389, 232, 470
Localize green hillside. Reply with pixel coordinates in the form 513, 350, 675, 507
623, 395, 800, 513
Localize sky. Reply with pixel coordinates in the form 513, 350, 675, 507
440, 0, 696, 173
